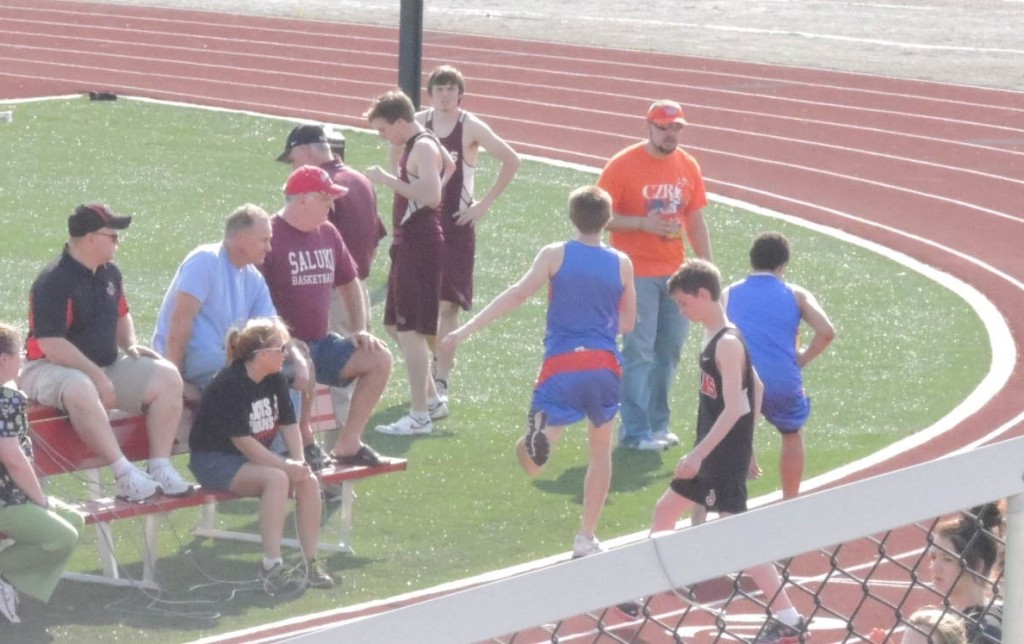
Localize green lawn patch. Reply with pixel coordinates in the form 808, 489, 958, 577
0, 97, 989, 641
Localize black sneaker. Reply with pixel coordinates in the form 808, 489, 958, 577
259, 562, 307, 598
525, 409, 550, 466
304, 443, 331, 472
333, 444, 385, 468
614, 598, 645, 619
306, 559, 335, 589
754, 616, 807, 643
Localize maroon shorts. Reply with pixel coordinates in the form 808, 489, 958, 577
440, 219, 475, 311
383, 240, 442, 335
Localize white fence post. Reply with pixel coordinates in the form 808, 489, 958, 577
1002, 491, 1023, 644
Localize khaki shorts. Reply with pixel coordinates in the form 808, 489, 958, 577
20, 353, 167, 414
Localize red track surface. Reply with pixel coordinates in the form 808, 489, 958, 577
2, 0, 1023, 640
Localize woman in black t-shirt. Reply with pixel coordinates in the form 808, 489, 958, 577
188, 317, 333, 594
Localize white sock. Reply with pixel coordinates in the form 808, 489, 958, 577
148, 457, 171, 474
111, 457, 133, 478
775, 607, 801, 627
263, 556, 283, 571
428, 396, 442, 408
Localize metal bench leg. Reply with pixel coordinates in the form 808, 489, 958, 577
143, 514, 160, 586
200, 497, 218, 532
84, 469, 120, 581
336, 482, 355, 554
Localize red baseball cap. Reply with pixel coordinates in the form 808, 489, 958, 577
283, 165, 348, 197
647, 100, 688, 126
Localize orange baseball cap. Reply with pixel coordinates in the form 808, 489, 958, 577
647, 100, 687, 126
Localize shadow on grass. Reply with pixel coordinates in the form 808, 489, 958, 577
533, 447, 671, 501
16, 535, 386, 640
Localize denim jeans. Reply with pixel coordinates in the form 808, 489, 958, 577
619, 275, 690, 444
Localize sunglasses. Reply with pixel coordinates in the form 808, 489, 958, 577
92, 231, 120, 242
256, 345, 287, 354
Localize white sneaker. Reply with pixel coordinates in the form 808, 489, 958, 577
434, 378, 449, 403
375, 414, 433, 436
653, 430, 680, 447
0, 575, 19, 624
149, 464, 195, 497
572, 533, 605, 559
114, 466, 160, 502
428, 400, 450, 421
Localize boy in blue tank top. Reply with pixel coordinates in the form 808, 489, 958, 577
723, 232, 835, 499
441, 186, 636, 559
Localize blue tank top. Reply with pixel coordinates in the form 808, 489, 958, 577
726, 273, 803, 396
544, 241, 622, 359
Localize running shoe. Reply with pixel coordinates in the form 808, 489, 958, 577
653, 430, 681, 447
148, 464, 195, 497
428, 399, 450, 421
115, 466, 161, 502
0, 575, 19, 624
753, 616, 807, 643
375, 414, 433, 436
259, 562, 306, 598
524, 409, 550, 466
572, 533, 605, 559
621, 432, 669, 451
306, 559, 335, 589
434, 378, 449, 403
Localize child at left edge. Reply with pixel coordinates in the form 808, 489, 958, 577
0, 322, 84, 625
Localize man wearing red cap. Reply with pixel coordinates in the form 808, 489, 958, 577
276, 124, 387, 444
598, 100, 713, 451
21, 204, 194, 502
259, 166, 393, 467
364, 89, 453, 436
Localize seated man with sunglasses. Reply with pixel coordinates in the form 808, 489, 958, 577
20, 204, 194, 502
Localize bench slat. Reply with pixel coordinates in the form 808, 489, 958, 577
78, 459, 406, 524
25, 387, 400, 587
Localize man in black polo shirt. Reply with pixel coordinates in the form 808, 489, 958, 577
20, 204, 194, 502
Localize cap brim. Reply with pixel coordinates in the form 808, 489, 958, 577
650, 117, 688, 126
276, 148, 292, 163
326, 185, 349, 197
107, 214, 133, 230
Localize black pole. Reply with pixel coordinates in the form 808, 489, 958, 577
398, 0, 424, 108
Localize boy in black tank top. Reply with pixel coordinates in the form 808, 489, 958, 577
647, 259, 807, 642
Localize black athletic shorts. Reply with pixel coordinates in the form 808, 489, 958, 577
670, 474, 748, 515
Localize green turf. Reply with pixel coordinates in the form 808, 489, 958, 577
0, 97, 989, 641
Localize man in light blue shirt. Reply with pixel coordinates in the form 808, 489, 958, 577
154, 205, 331, 469
154, 204, 279, 398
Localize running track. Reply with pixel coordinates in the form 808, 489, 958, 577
2, 0, 1023, 640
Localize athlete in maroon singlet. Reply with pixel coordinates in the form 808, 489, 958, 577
365, 89, 454, 436
418, 65, 521, 403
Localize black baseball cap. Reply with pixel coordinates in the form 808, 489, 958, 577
276, 124, 328, 162
68, 203, 132, 237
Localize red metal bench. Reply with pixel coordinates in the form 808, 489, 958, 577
26, 388, 406, 588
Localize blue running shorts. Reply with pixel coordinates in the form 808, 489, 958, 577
762, 390, 811, 434
530, 369, 620, 428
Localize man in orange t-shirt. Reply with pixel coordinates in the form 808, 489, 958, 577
597, 100, 712, 450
